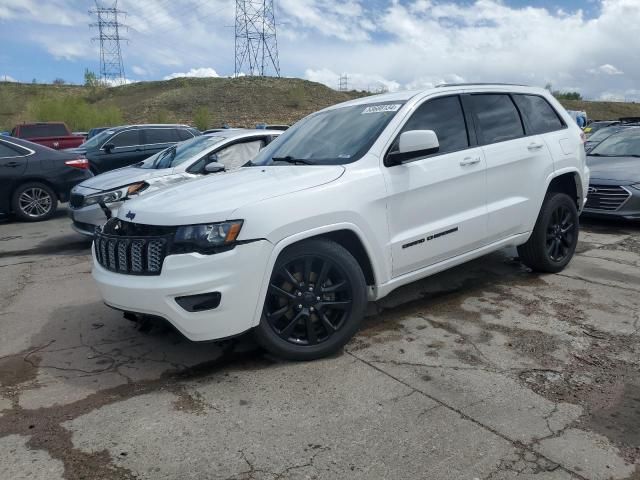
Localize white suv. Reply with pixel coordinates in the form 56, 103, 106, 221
92, 84, 589, 360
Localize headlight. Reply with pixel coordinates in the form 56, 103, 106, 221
172, 220, 243, 254
83, 183, 147, 207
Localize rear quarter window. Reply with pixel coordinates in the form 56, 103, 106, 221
144, 128, 181, 144
469, 94, 524, 145
513, 94, 565, 135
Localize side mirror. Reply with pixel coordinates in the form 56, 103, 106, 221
386, 130, 440, 166
103, 143, 115, 153
204, 162, 225, 173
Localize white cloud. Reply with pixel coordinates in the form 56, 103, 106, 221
164, 67, 220, 80
588, 64, 624, 75
0, 0, 87, 26
305, 68, 400, 92
0, 74, 17, 82
131, 65, 148, 76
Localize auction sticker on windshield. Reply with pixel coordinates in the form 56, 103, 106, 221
362, 104, 402, 114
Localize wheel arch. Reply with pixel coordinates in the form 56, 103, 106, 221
546, 169, 584, 210
250, 223, 382, 328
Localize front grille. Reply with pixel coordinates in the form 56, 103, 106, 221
69, 193, 84, 209
95, 219, 174, 275
585, 185, 631, 211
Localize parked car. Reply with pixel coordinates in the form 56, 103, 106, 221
583, 128, 640, 220
0, 136, 91, 221
584, 124, 639, 152
583, 120, 620, 138
92, 84, 588, 360
11, 122, 84, 150
66, 124, 200, 175
69, 129, 282, 236
73, 131, 88, 139
87, 127, 109, 140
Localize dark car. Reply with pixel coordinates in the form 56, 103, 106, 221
583, 120, 620, 138
583, 128, 640, 220
67, 124, 200, 174
0, 136, 92, 221
584, 124, 640, 152
87, 127, 109, 139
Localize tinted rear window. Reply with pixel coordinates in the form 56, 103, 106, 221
19, 124, 68, 138
470, 94, 524, 145
401, 95, 469, 154
144, 128, 181, 144
513, 94, 564, 134
0, 141, 25, 157
110, 129, 140, 147
177, 128, 195, 141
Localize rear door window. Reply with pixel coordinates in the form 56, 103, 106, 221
177, 128, 195, 141
513, 94, 564, 134
0, 142, 26, 157
110, 129, 140, 148
400, 95, 469, 154
144, 128, 181, 145
470, 94, 524, 145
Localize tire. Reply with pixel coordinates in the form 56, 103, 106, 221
11, 182, 58, 222
517, 192, 579, 273
254, 238, 368, 361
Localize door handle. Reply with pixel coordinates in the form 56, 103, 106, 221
3, 161, 19, 168
528, 142, 544, 151
459, 157, 481, 167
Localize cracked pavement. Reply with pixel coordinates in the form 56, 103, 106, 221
0, 209, 639, 479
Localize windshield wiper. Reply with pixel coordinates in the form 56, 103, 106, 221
271, 156, 314, 165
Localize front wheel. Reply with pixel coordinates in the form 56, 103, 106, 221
254, 239, 367, 361
518, 192, 579, 273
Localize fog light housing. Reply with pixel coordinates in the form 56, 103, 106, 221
175, 292, 222, 312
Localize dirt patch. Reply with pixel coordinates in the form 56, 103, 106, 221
0, 355, 40, 388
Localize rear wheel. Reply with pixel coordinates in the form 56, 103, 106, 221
518, 192, 578, 273
11, 182, 58, 222
254, 239, 367, 361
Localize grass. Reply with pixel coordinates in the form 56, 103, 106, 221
1, 77, 639, 131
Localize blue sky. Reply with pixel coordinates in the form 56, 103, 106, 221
1, 0, 638, 101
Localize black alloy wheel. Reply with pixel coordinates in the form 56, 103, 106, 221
546, 204, 576, 262
255, 239, 367, 361
265, 255, 353, 346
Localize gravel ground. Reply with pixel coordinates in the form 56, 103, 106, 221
0, 207, 638, 480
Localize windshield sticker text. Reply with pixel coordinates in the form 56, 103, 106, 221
362, 104, 402, 114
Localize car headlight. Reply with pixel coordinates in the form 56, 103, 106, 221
83, 183, 147, 207
172, 220, 244, 254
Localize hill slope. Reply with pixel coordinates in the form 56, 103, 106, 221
1, 77, 639, 131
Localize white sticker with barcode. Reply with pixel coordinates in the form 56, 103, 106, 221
362, 104, 402, 114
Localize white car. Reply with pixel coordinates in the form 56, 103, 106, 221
92, 84, 589, 360
69, 129, 282, 235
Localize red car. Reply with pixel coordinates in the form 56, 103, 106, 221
11, 122, 84, 150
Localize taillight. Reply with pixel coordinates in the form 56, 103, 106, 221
65, 157, 89, 170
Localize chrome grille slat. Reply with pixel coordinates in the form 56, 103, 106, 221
585, 185, 631, 212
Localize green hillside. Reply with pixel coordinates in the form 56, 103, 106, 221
1, 77, 639, 132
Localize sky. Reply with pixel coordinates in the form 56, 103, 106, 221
1, 0, 639, 101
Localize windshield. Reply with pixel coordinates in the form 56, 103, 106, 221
138, 135, 227, 169
590, 128, 640, 157
81, 129, 115, 149
588, 126, 626, 143
251, 102, 405, 166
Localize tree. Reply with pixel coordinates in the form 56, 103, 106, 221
84, 69, 100, 87
193, 106, 209, 131
53, 78, 66, 85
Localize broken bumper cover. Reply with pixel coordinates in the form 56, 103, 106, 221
69, 202, 121, 236
92, 240, 273, 341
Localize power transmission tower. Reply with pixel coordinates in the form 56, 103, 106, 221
234, 0, 280, 77
89, 0, 128, 84
339, 74, 348, 91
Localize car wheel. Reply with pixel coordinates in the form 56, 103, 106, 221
517, 192, 579, 273
11, 182, 58, 222
254, 238, 367, 361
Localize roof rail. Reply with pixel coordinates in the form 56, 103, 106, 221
435, 82, 529, 88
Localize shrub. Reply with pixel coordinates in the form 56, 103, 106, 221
26, 97, 123, 131
149, 109, 173, 124
193, 106, 209, 130
285, 85, 306, 108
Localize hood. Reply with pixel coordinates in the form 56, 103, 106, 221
118, 165, 345, 225
586, 156, 640, 184
78, 166, 173, 192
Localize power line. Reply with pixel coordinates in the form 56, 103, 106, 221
234, 0, 280, 77
339, 74, 348, 91
89, 0, 128, 84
